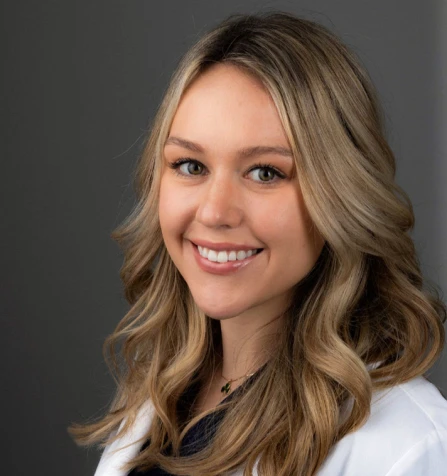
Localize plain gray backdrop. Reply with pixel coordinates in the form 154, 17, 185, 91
1, 1, 446, 475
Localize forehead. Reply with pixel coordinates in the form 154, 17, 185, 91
167, 64, 290, 153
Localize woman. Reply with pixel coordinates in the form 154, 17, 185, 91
71, 12, 447, 475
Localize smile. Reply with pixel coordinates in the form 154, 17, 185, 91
198, 246, 262, 263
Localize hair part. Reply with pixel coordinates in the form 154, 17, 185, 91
70, 12, 446, 476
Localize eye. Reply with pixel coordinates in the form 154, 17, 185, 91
180, 161, 203, 175
169, 159, 205, 176
247, 164, 285, 183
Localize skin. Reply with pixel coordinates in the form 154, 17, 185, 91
159, 64, 325, 411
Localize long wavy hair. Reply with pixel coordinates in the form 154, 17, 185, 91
70, 12, 446, 476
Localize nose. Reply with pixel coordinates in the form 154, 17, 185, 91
195, 174, 243, 229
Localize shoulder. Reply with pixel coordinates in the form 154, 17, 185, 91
318, 377, 447, 475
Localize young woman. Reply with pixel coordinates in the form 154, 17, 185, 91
71, 12, 447, 476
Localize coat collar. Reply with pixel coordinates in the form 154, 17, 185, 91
93, 401, 249, 476
94, 402, 154, 476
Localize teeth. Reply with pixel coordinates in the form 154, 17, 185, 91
217, 251, 227, 263
236, 250, 246, 260
197, 246, 259, 263
198, 246, 208, 258
208, 249, 218, 262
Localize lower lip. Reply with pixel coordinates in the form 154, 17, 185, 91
190, 242, 262, 275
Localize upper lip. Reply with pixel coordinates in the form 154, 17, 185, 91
189, 239, 262, 251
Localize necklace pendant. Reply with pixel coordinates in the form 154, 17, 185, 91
221, 382, 231, 395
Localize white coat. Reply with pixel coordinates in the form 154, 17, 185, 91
95, 376, 447, 475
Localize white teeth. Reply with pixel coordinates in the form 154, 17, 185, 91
217, 251, 228, 263
207, 249, 218, 262
197, 246, 259, 263
228, 251, 237, 261
198, 246, 209, 258
236, 250, 246, 260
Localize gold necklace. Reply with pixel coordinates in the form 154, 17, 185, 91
220, 371, 255, 395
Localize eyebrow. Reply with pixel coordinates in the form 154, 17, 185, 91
164, 136, 293, 159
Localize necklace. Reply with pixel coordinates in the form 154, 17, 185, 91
220, 370, 256, 395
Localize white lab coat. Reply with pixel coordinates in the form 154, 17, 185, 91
95, 376, 447, 475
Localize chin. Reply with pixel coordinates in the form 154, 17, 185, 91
197, 305, 242, 320
193, 297, 250, 320
204, 311, 241, 321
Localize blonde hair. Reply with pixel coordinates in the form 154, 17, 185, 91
70, 12, 446, 475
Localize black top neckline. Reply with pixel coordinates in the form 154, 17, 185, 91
128, 365, 265, 475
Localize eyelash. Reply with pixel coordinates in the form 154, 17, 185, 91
168, 158, 287, 183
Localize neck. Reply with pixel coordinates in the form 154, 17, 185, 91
192, 303, 288, 415
218, 306, 286, 380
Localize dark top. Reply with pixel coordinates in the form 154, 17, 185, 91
128, 372, 260, 475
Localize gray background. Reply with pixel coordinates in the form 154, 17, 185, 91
1, 1, 446, 475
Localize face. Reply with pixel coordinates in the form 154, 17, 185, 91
159, 64, 324, 322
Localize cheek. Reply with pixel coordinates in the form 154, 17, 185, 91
159, 178, 181, 239
252, 190, 300, 239
158, 176, 196, 246
256, 190, 323, 266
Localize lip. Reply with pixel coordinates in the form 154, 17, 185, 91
190, 239, 262, 252
189, 241, 262, 275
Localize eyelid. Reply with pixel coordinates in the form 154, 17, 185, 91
247, 163, 286, 176
168, 157, 201, 167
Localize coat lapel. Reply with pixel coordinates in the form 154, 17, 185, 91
94, 402, 154, 476
93, 401, 249, 476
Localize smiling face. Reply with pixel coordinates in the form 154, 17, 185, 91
159, 64, 325, 321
